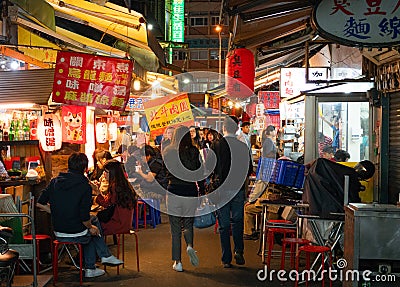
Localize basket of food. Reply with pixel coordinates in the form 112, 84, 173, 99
7, 169, 21, 177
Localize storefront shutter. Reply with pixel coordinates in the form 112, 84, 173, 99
389, 93, 400, 202
0, 69, 54, 105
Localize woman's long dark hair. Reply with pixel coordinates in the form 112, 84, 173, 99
90, 149, 113, 180
103, 159, 136, 209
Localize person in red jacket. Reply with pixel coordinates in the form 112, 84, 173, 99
95, 159, 137, 235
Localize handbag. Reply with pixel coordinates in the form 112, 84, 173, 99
204, 173, 221, 194
194, 198, 216, 229
97, 204, 116, 223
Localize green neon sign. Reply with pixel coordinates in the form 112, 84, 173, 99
171, 0, 184, 43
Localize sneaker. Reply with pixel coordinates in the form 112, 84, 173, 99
173, 261, 183, 272
243, 234, 258, 240
186, 246, 199, 267
234, 252, 245, 265
85, 268, 105, 278
223, 263, 232, 268
101, 255, 123, 266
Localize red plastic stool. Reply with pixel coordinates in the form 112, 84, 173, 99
280, 238, 311, 269
266, 227, 296, 267
23, 234, 52, 273
105, 230, 140, 275
295, 245, 332, 287
53, 240, 83, 286
134, 200, 146, 230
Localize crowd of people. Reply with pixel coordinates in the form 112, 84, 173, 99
35, 115, 357, 278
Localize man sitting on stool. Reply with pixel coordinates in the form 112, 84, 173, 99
243, 183, 280, 240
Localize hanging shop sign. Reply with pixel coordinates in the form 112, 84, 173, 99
170, 0, 185, 43
52, 51, 133, 111
96, 122, 108, 144
225, 48, 255, 99
61, 105, 86, 144
314, 0, 400, 47
143, 93, 194, 137
37, 113, 62, 152
258, 91, 280, 109
280, 68, 328, 98
126, 96, 150, 111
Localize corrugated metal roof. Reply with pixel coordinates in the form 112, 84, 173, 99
0, 69, 54, 105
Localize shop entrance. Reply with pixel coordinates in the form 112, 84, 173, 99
304, 94, 371, 164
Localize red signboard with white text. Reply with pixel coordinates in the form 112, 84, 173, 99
52, 51, 133, 111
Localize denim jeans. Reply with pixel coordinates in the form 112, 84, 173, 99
216, 188, 245, 264
56, 216, 111, 269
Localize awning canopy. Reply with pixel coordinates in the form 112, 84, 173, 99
8, 0, 166, 72
223, 0, 327, 87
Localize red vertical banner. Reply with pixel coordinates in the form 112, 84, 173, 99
62, 105, 87, 144
52, 51, 133, 111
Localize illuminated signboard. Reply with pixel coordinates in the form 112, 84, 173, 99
314, 0, 400, 46
171, 0, 185, 42
52, 51, 133, 111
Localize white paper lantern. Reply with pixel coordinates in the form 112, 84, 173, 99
108, 122, 118, 141
37, 114, 62, 151
96, 122, 108, 143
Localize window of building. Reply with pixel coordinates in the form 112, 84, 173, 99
190, 17, 208, 26
211, 16, 220, 26
210, 49, 228, 60
190, 50, 208, 60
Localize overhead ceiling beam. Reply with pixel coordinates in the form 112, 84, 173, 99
241, 2, 313, 23
259, 46, 304, 66
227, 0, 272, 16
238, 22, 308, 49
259, 34, 313, 55
234, 9, 310, 42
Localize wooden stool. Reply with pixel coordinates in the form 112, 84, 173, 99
295, 245, 332, 287
280, 238, 311, 269
53, 240, 83, 286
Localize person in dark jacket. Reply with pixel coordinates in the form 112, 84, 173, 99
163, 126, 203, 272
210, 116, 252, 268
37, 152, 123, 278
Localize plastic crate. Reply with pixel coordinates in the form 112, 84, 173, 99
256, 157, 279, 183
275, 160, 305, 188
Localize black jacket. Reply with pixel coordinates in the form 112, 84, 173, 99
38, 170, 92, 234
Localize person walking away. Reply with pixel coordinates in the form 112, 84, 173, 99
36, 152, 123, 278
95, 159, 137, 235
211, 116, 253, 268
163, 125, 203, 272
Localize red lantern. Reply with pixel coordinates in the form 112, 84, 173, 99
225, 48, 255, 99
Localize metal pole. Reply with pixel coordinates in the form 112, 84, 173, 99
218, 31, 222, 85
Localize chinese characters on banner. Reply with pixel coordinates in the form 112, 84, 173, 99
37, 114, 62, 152
143, 93, 194, 138
225, 48, 255, 99
126, 96, 149, 111
52, 51, 133, 111
315, 0, 400, 46
61, 105, 86, 144
258, 91, 280, 109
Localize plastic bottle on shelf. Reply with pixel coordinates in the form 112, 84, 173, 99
23, 118, 30, 140
30, 119, 37, 140
0, 122, 3, 141
8, 120, 15, 141
16, 120, 24, 141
